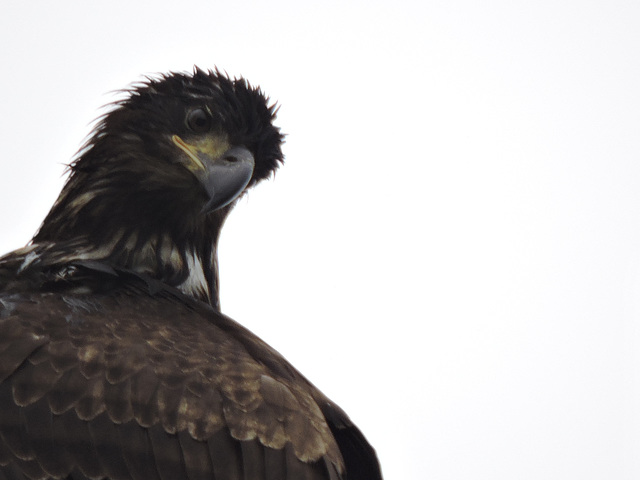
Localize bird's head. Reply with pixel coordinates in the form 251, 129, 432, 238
44, 68, 282, 233
29, 68, 284, 305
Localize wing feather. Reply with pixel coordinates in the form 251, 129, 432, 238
104, 377, 134, 424
7, 457, 46, 480
177, 430, 214, 480
284, 443, 327, 480
117, 421, 162, 480
0, 385, 33, 461
322, 458, 342, 480
22, 398, 71, 477
0, 461, 32, 480
130, 365, 160, 428
11, 358, 62, 407
57, 408, 102, 478
0, 432, 12, 466
48, 367, 90, 415
240, 440, 265, 480
0, 330, 47, 384
74, 373, 106, 420
207, 428, 242, 480
87, 413, 132, 480
263, 446, 286, 480
148, 424, 188, 480
48, 340, 80, 373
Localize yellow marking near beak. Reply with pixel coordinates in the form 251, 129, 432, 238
172, 135, 205, 170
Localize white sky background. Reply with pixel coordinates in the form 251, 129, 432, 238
1, 1, 639, 478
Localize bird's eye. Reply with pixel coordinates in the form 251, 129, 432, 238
186, 108, 211, 133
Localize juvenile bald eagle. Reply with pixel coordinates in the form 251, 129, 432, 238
0, 69, 382, 480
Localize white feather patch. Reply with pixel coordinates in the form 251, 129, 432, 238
17, 251, 40, 273
180, 251, 209, 298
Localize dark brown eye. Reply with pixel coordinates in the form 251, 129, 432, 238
186, 108, 211, 133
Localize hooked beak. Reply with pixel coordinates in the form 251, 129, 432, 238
172, 135, 255, 213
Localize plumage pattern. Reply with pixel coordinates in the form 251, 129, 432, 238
0, 68, 382, 480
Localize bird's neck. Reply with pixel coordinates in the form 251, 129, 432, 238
27, 215, 226, 309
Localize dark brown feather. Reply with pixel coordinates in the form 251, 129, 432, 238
104, 377, 134, 424
148, 424, 188, 480
10, 359, 62, 407
117, 421, 162, 480
73, 374, 106, 420
130, 365, 160, 428
240, 440, 266, 480
263, 447, 286, 480
0, 461, 31, 480
0, 385, 34, 461
56, 409, 102, 478
207, 428, 243, 480
177, 430, 213, 480
87, 413, 132, 480
284, 443, 326, 480
22, 398, 69, 477
5, 458, 45, 480
48, 368, 92, 415
0, 327, 47, 384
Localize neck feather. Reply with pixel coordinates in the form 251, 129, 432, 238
30, 200, 229, 309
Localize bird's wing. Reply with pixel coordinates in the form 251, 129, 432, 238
0, 285, 345, 480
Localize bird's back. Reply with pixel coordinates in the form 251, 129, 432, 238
0, 266, 348, 480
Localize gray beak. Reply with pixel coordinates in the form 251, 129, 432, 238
199, 146, 255, 212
